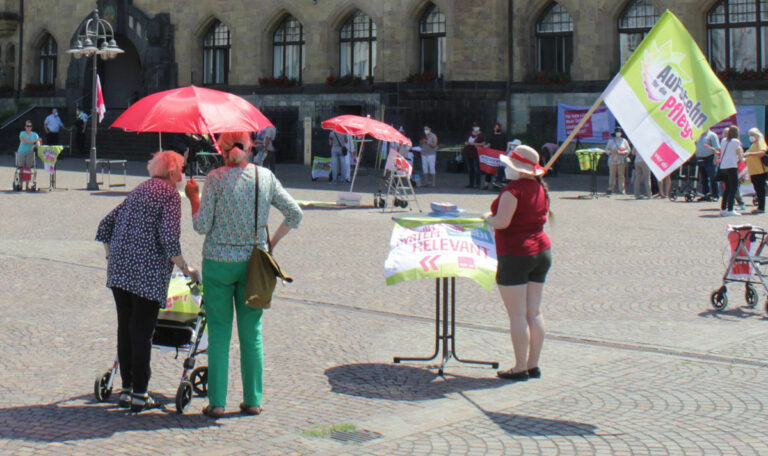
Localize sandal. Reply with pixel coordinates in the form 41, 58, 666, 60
202, 405, 225, 418
239, 402, 263, 415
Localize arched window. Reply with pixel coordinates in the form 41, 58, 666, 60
39, 33, 57, 85
707, 0, 768, 72
203, 21, 230, 85
420, 4, 446, 76
273, 16, 305, 81
536, 2, 573, 73
340, 11, 376, 78
618, 0, 659, 66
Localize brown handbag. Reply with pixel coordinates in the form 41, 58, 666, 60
244, 166, 292, 309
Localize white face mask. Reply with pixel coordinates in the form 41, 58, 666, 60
473, 127, 480, 133
424, 130, 430, 135
504, 167, 520, 181
176, 173, 187, 191
750, 136, 757, 143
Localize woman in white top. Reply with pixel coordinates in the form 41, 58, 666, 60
719, 126, 745, 216
605, 127, 630, 194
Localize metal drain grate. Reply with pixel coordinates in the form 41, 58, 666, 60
329, 429, 383, 443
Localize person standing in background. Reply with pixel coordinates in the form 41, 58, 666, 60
605, 127, 630, 195
419, 125, 438, 187
488, 122, 508, 188
695, 129, 720, 201
43, 108, 66, 146
743, 127, 768, 214
74, 107, 88, 156
463, 122, 485, 189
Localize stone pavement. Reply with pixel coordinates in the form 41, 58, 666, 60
1, 155, 767, 455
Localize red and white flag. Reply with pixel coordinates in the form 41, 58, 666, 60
96, 75, 106, 123
477, 147, 504, 174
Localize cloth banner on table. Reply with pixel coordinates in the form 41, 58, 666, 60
602, 10, 737, 181
726, 225, 759, 279
477, 147, 504, 174
36, 145, 64, 173
385, 217, 498, 290
312, 156, 332, 180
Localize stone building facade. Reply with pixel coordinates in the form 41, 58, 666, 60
0, 0, 764, 162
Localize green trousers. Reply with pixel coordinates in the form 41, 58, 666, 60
202, 259, 264, 408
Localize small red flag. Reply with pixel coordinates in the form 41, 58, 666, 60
96, 75, 106, 123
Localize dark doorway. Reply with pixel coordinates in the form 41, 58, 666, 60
262, 106, 300, 163
103, 35, 143, 109
338, 104, 362, 116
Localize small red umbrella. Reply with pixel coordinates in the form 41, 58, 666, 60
111, 85, 272, 135
322, 115, 412, 193
322, 115, 411, 146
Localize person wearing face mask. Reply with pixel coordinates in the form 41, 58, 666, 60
96, 150, 200, 412
43, 108, 66, 146
605, 127, 630, 195
419, 125, 438, 187
463, 122, 485, 189
743, 127, 768, 214
483, 145, 552, 382
186, 132, 302, 419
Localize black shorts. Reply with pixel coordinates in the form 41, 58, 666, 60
496, 249, 552, 286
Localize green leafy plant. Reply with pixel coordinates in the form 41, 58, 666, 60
405, 71, 437, 83
326, 74, 362, 86
258, 75, 299, 88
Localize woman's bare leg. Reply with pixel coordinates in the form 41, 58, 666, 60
499, 284, 529, 372
525, 282, 546, 369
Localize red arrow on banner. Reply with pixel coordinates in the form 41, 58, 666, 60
420, 255, 441, 271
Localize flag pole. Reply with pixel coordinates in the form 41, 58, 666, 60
543, 96, 605, 171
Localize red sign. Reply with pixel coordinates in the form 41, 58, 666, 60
564, 109, 594, 138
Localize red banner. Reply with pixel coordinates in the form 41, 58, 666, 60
477, 147, 504, 174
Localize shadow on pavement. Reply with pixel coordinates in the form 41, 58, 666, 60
484, 411, 598, 437
90, 191, 132, 197
0, 394, 217, 442
325, 363, 504, 401
698, 306, 767, 319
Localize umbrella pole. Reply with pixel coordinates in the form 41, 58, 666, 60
349, 137, 365, 193
158, 132, 162, 152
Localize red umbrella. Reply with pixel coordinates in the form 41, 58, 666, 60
322, 115, 411, 146
111, 85, 272, 135
322, 115, 412, 193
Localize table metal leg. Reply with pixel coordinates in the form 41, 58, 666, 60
393, 278, 441, 364
446, 277, 499, 371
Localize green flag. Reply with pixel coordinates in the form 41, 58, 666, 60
603, 10, 736, 179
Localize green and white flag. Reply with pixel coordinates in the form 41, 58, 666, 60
384, 216, 497, 290
603, 10, 736, 180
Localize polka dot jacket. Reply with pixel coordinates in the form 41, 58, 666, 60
192, 164, 302, 263
95, 178, 183, 304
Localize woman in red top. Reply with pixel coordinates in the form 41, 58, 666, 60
483, 145, 552, 381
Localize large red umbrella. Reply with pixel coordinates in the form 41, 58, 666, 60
322, 115, 412, 193
111, 85, 272, 135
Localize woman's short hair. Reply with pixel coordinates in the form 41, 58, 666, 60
218, 132, 253, 165
147, 150, 184, 177
727, 126, 740, 140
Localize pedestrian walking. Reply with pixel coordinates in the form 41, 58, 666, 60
719, 126, 745, 216
743, 127, 768, 214
483, 145, 552, 382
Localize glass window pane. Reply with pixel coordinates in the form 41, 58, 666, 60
709, 28, 726, 71
619, 0, 659, 31
340, 42, 351, 76
273, 45, 283, 78
729, 0, 757, 23
353, 41, 369, 77
762, 26, 768, 66
215, 49, 227, 83
421, 37, 437, 73
285, 44, 300, 79
619, 32, 646, 66
762, 0, 768, 21
730, 26, 757, 69
537, 4, 573, 33
563, 35, 573, 73
538, 36, 556, 72
203, 49, 212, 84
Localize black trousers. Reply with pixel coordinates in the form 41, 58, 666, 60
46, 132, 59, 146
753, 172, 767, 211
112, 287, 160, 394
721, 168, 739, 211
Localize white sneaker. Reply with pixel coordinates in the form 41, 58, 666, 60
730, 210, 742, 216
720, 210, 728, 216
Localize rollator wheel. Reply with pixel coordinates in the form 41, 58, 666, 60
190, 366, 208, 396
378, 198, 386, 208
711, 287, 728, 311
745, 284, 759, 308
685, 193, 693, 202
94, 370, 113, 402
668, 189, 678, 201
401, 200, 408, 208
175, 380, 194, 414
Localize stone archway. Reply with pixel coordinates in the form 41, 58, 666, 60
103, 34, 142, 108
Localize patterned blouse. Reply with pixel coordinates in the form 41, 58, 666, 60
193, 164, 302, 262
95, 179, 182, 304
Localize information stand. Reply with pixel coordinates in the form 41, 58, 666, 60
575, 148, 604, 198
388, 214, 498, 375
37, 145, 65, 191
394, 277, 499, 375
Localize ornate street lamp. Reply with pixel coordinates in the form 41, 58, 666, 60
67, 8, 123, 190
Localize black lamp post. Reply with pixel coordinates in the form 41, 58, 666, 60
67, 8, 123, 190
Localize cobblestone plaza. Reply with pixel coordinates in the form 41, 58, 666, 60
1, 157, 767, 455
